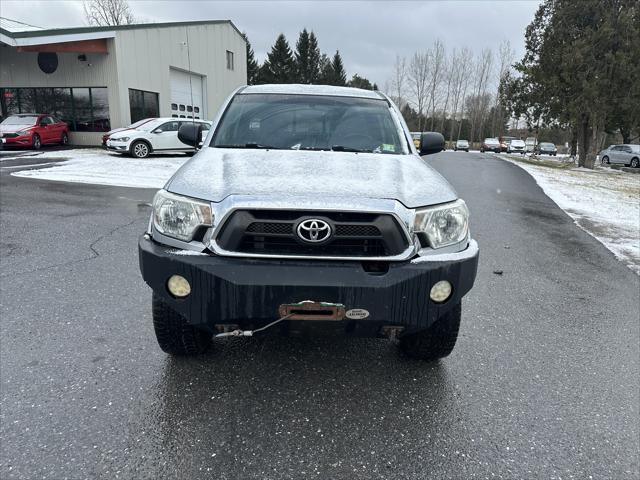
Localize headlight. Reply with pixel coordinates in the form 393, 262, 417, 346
112, 136, 129, 142
153, 190, 212, 242
413, 199, 469, 249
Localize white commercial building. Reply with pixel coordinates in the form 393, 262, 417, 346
0, 18, 247, 145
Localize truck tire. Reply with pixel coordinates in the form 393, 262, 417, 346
399, 303, 461, 361
152, 293, 211, 355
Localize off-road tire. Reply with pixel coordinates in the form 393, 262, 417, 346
399, 303, 461, 361
152, 293, 212, 355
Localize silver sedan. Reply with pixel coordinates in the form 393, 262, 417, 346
599, 144, 640, 167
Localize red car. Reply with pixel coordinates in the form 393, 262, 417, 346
0, 114, 69, 149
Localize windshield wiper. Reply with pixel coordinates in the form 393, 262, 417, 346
215, 143, 278, 149
331, 145, 371, 153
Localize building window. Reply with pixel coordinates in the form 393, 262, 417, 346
194, 106, 200, 114
226, 50, 234, 70
171, 103, 178, 110
0, 87, 109, 131
128, 89, 159, 123
179, 104, 185, 112
187, 105, 193, 113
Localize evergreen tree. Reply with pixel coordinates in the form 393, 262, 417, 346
293, 29, 321, 83
514, 0, 639, 167
348, 74, 374, 90
330, 50, 347, 86
242, 32, 260, 85
258, 33, 295, 84
293, 28, 311, 83
317, 53, 333, 85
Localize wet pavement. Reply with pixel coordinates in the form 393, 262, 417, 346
1, 151, 638, 479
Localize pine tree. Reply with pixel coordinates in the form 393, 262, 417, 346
307, 32, 321, 83
242, 32, 260, 85
514, 0, 640, 167
258, 33, 295, 84
294, 29, 322, 84
318, 53, 333, 85
347, 74, 374, 90
330, 50, 347, 86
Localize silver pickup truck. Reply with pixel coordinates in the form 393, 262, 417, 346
139, 84, 478, 361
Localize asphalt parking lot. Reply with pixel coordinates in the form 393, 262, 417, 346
1, 151, 638, 479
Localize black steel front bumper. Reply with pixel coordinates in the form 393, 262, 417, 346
138, 236, 479, 335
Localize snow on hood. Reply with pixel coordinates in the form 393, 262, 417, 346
0, 124, 34, 134
165, 148, 457, 208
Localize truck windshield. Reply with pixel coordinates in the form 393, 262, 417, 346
212, 93, 404, 154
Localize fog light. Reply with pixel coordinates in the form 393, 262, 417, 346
430, 280, 452, 303
167, 275, 191, 298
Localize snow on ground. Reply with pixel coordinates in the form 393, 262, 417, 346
10, 148, 188, 189
498, 153, 640, 274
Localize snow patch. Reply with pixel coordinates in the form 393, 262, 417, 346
497, 154, 640, 275
11, 148, 187, 189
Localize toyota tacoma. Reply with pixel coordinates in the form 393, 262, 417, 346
139, 84, 479, 361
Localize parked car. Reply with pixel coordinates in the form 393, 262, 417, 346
480, 138, 501, 153
525, 137, 537, 153
0, 113, 69, 149
139, 84, 479, 360
500, 136, 517, 152
102, 118, 155, 146
454, 139, 469, 152
507, 139, 526, 154
535, 142, 558, 156
599, 144, 640, 167
106, 118, 212, 158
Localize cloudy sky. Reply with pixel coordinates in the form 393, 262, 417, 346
2, 0, 540, 86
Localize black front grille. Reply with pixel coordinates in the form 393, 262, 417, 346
216, 210, 408, 258
246, 222, 294, 235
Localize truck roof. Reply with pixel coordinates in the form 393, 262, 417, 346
241, 84, 384, 100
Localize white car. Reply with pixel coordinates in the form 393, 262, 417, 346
106, 118, 212, 158
507, 139, 526, 154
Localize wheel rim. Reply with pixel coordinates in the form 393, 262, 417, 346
603, 157, 609, 164
632, 159, 639, 168
134, 143, 148, 157
33, 136, 40, 148
62, 134, 68, 145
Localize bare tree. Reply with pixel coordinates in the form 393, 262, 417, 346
492, 40, 515, 137
468, 48, 493, 145
84, 0, 135, 26
408, 51, 430, 132
439, 49, 456, 132
449, 47, 473, 143
389, 55, 407, 109
427, 39, 445, 130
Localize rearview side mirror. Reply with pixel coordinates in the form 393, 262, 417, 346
178, 123, 203, 148
419, 132, 445, 156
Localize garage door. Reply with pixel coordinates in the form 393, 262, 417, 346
169, 68, 204, 120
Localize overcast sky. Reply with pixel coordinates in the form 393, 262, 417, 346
2, 0, 540, 87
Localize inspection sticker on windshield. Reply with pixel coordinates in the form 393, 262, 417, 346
382, 144, 396, 152
346, 309, 370, 319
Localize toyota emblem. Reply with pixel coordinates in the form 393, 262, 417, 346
297, 219, 332, 243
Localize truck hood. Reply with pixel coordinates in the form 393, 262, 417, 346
165, 148, 457, 208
